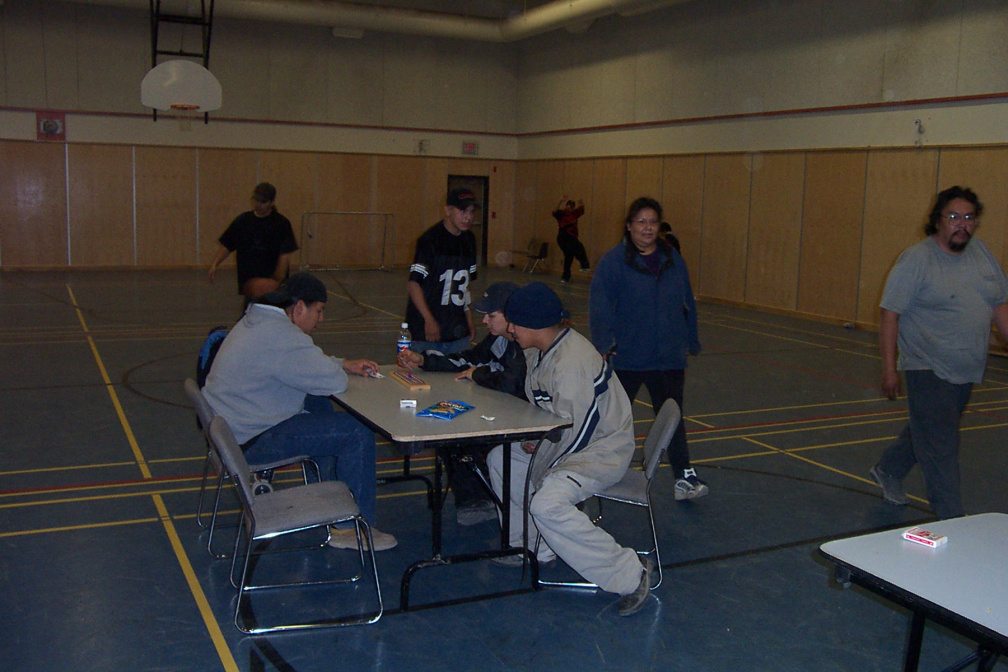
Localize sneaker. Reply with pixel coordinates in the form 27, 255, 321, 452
456, 500, 498, 526
618, 556, 654, 617
869, 465, 907, 506
560, 278, 569, 283
490, 551, 555, 568
328, 526, 398, 552
578, 266, 591, 274
674, 468, 709, 501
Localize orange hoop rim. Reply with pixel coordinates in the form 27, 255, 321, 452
169, 103, 201, 111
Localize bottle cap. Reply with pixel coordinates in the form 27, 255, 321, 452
401, 322, 408, 329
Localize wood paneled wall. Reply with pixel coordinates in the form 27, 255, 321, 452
5, 138, 1008, 328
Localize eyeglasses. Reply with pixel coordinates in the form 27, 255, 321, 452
630, 218, 659, 226
943, 212, 978, 225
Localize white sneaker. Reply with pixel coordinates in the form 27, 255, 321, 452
674, 468, 709, 501
328, 526, 397, 551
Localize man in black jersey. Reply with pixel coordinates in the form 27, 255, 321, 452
405, 187, 478, 355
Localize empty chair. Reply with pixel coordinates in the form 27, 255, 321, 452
209, 415, 382, 634
184, 378, 318, 558
511, 237, 537, 268
538, 398, 681, 590
523, 241, 549, 274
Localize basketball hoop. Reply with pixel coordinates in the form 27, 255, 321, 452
169, 103, 202, 131
141, 59, 222, 127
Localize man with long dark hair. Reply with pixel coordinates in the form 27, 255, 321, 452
871, 186, 1008, 518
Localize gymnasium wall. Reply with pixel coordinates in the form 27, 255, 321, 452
0, 141, 517, 272
3, 0, 1008, 328
516, 0, 1008, 155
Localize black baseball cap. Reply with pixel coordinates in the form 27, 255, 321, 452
447, 187, 476, 210
472, 281, 520, 314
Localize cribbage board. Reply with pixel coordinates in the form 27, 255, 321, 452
391, 369, 431, 391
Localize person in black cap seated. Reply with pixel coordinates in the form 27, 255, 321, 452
404, 187, 478, 355
203, 272, 397, 551
487, 281, 654, 616
398, 281, 525, 525
207, 181, 299, 302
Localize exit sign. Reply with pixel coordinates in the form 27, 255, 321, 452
462, 141, 479, 156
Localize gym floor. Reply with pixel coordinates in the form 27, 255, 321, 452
2, 267, 1006, 672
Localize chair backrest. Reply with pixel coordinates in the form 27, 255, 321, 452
536, 241, 549, 259
641, 399, 682, 480
184, 377, 215, 432
209, 415, 256, 507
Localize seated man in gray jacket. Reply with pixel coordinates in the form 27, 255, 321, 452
203, 272, 396, 551
487, 281, 653, 616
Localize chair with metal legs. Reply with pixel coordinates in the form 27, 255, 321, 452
185, 378, 318, 558
522, 241, 549, 273
537, 399, 681, 590
209, 415, 382, 634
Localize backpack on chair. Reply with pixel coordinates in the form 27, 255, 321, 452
196, 325, 229, 389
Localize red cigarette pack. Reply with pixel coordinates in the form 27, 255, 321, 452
902, 527, 948, 548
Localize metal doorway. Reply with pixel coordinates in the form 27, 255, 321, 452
447, 174, 489, 268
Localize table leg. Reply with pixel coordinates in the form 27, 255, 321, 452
903, 610, 926, 672
500, 442, 511, 549
431, 450, 444, 558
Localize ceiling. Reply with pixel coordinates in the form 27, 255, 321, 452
66, 0, 693, 42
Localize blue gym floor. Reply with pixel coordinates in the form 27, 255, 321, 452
1, 268, 1006, 672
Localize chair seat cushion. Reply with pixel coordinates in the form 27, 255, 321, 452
596, 468, 648, 506
252, 480, 359, 538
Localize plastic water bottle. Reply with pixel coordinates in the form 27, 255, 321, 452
397, 322, 412, 355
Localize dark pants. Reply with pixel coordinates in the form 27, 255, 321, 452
615, 369, 690, 478
446, 446, 493, 508
556, 231, 589, 281
877, 369, 972, 519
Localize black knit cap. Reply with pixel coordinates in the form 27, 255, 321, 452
505, 281, 567, 329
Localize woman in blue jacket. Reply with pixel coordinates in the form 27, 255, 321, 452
589, 196, 706, 500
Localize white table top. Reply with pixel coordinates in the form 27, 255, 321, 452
333, 365, 568, 447
820, 513, 1008, 639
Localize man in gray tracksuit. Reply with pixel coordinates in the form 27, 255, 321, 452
487, 281, 653, 616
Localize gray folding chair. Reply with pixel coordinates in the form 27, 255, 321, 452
185, 378, 318, 558
209, 415, 382, 634
523, 241, 549, 273
538, 399, 681, 590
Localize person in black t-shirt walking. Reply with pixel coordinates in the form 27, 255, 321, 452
208, 182, 298, 302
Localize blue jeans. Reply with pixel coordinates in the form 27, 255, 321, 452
242, 395, 378, 524
877, 369, 972, 519
410, 335, 470, 355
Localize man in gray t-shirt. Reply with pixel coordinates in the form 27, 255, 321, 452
871, 186, 1008, 519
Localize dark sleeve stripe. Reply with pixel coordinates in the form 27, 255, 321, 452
543, 363, 610, 469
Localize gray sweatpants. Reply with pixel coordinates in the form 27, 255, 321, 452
487, 445, 643, 595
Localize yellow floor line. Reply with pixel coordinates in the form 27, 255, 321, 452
0, 516, 159, 538
739, 435, 929, 505
153, 494, 237, 671
67, 283, 238, 672
0, 460, 138, 477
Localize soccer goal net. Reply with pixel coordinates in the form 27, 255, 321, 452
299, 210, 395, 271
